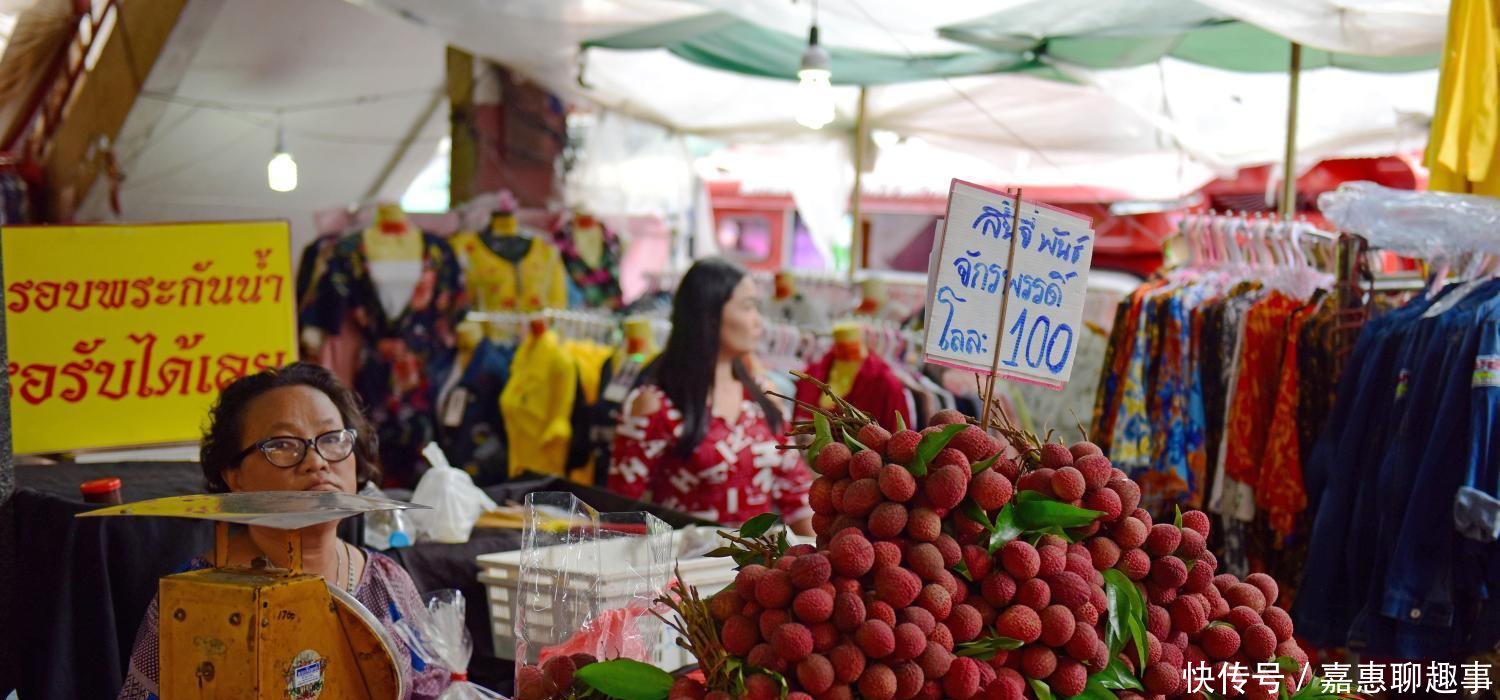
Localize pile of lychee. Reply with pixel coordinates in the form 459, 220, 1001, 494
669, 409, 1310, 700
517, 652, 600, 700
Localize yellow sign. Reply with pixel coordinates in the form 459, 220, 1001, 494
3, 221, 296, 454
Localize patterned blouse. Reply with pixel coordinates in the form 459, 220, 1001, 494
118, 550, 450, 699
553, 222, 623, 310
609, 384, 814, 526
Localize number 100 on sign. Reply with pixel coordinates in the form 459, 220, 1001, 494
923, 180, 1095, 388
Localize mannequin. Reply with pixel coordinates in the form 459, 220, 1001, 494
766, 271, 829, 329
571, 211, 606, 271
554, 209, 624, 310
300, 203, 422, 355
604, 315, 659, 404
483, 211, 535, 264
855, 277, 887, 316
621, 316, 659, 361
451, 203, 568, 312
822, 321, 867, 409
774, 271, 796, 301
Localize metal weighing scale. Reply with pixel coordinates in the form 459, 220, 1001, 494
80, 492, 430, 699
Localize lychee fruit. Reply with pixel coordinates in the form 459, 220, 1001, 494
1109, 478, 1142, 515
871, 541, 902, 570
710, 589, 742, 622
1016, 577, 1051, 610
947, 604, 982, 643
1241, 623, 1277, 661
1086, 537, 1122, 570
792, 553, 832, 590
928, 409, 967, 426
1064, 623, 1100, 662
1000, 540, 1041, 580
1117, 548, 1151, 580
774, 622, 815, 661
745, 673, 780, 700
858, 424, 893, 455
1262, 606, 1294, 642
934, 534, 962, 567
916, 641, 952, 679
831, 644, 867, 683
1178, 528, 1207, 559
1038, 545, 1067, 577
924, 465, 969, 511
970, 469, 1013, 511
961, 544, 993, 580
905, 543, 945, 582
928, 620, 955, 652
795, 588, 835, 623
810, 477, 837, 515
1017, 468, 1055, 496
1202, 623, 1241, 660
829, 532, 875, 577
1039, 604, 1077, 647
1144, 662, 1182, 695
1052, 466, 1087, 501
906, 507, 940, 542
892, 662, 924, 700
1073, 454, 1112, 490
886, 430, 922, 463
669, 676, 707, 700
1041, 442, 1074, 469
1075, 601, 1100, 627
949, 426, 997, 463
869, 600, 898, 627
1226, 582, 1268, 613
1170, 596, 1207, 635
1049, 659, 1088, 697
1113, 516, 1149, 549
1180, 509, 1211, 538
1083, 489, 1122, 523
869, 502, 909, 539
1150, 556, 1189, 589
812, 622, 840, 653
995, 605, 1042, 644
888, 622, 926, 662
1146, 604, 1171, 640
722, 615, 759, 655
900, 606, 937, 635
876, 566, 923, 608
815, 443, 853, 477
515, 664, 555, 700
982, 571, 1017, 607
915, 583, 952, 621
933, 448, 970, 470
1144, 524, 1183, 557
543, 655, 577, 693
1021, 646, 1058, 680
1048, 571, 1090, 608
879, 464, 918, 502
859, 663, 898, 700
943, 657, 982, 700
857, 619, 897, 658
1147, 581, 1179, 606
797, 654, 835, 694
1183, 559, 1213, 594
850, 449, 884, 480
1246, 573, 1280, 607
757, 570, 795, 609
842, 478, 882, 517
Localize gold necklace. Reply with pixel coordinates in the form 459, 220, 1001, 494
345, 542, 356, 593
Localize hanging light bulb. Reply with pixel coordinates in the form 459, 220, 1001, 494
796, 25, 835, 130
267, 122, 298, 192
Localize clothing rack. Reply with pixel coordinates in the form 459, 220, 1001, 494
466, 309, 619, 345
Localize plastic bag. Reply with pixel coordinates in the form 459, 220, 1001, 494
1319, 181, 1500, 258
513, 492, 672, 678
392, 589, 504, 699
361, 482, 414, 549
409, 442, 498, 544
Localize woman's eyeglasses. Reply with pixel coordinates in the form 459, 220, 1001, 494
234, 428, 357, 468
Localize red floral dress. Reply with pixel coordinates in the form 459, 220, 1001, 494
609, 384, 813, 526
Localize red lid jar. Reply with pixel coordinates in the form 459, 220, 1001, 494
80, 477, 123, 504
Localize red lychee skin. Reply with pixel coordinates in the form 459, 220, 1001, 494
1089, 585, 1108, 613
775, 622, 815, 661
828, 532, 875, 577
928, 408, 967, 426
859, 424, 893, 456
876, 566, 923, 608
950, 426, 998, 463
859, 663, 898, 700
869, 502, 910, 539
892, 661, 924, 700
830, 481, 850, 513
967, 597, 996, 626
989, 668, 1027, 700
760, 609, 794, 644
924, 465, 970, 511
842, 478, 883, 517
1040, 442, 1075, 469
1073, 454, 1112, 490
1242, 623, 1277, 661
1064, 623, 1100, 662
1064, 551, 1094, 579
1016, 577, 1051, 610
1001, 540, 1041, 580
887, 621, 927, 662
1048, 571, 1091, 608
933, 447, 970, 470
1202, 624, 1241, 660
742, 600, 763, 619
982, 571, 1018, 607
1171, 596, 1208, 635
543, 654, 577, 693
795, 588, 836, 623
962, 544, 993, 580
1262, 606, 1294, 642
1021, 646, 1058, 680
928, 621, 955, 652
905, 543, 946, 582
850, 450, 883, 480
879, 464, 918, 502
906, 507, 941, 542
1052, 466, 1087, 501
1180, 509, 1211, 538
813, 622, 840, 653
1246, 572, 1281, 607
1035, 545, 1066, 578
1144, 662, 1183, 695
1075, 601, 1101, 627
869, 600, 898, 627
886, 430, 922, 463
792, 553, 833, 590
515, 664, 555, 700
1085, 537, 1122, 570
946, 604, 983, 643
916, 583, 953, 621
1113, 516, 1149, 550
1117, 548, 1151, 581
934, 534, 962, 567
757, 569, 796, 609
1178, 528, 1207, 559
1017, 468, 1055, 497
993, 457, 1022, 482
776, 554, 801, 572
1204, 585, 1231, 620
1183, 559, 1214, 594
1146, 604, 1171, 640
857, 619, 898, 659
669, 676, 707, 700
709, 589, 741, 622
1109, 478, 1142, 515
873, 540, 904, 570
797, 654, 836, 695
1226, 582, 1269, 613
1144, 524, 1183, 557
810, 477, 837, 515
900, 606, 937, 635
1214, 573, 1241, 594
1084, 488, 1123, 522
970, 469, 1014, 511
815, 443, 853, 477
995, 605, 1043, 644
916, 641, 953, 679
1147, 581, 1179, 606
1050, 659, 1088, 697
736, 564, 770, 601
955, 513, 988, 544
722, 615, 759, 655
1039, 604, 1077, 647
943, 657, 982, 700
830, 644, 866, 683
833, 591, 867, 631
811, 688, 849, 700
812, 513, 837, 538
746, 672, 783, 700
1150, 555, 1189, 589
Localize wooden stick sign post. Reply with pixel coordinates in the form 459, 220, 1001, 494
923, 180, 1096, 421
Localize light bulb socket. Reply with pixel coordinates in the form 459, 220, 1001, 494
800, 43, 830, 75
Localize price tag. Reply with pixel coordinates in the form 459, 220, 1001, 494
922, 180, 1095, 388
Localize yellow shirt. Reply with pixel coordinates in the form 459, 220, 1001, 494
450, 231, 568, 311
1427, 0, 1500, 195
563, 339, 614, 405
500, 331, 577, 477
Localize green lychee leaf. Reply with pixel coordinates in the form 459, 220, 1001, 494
1103, 568, 1142, 659
574, 659, 674, 700
1029, 679, 1056, 700
1126, 616, 1148, 672
1013, 491, 1103, 530
955, 634, 1023, 658
960, 500, 993, 531
1096, 658, 1144, 691
910, 423, 969, 475
1066, 677, 1120, 700
895, 411, 907, 432
704, 546, 740, 558
739, 513, 779, 539
776, 530, 789, 555
844, 430, 870, 453
808, 413, 833, 467
970, 451, 1001, 475
1276, 655, 1300, 674
953, 560, 973, 582
1174, 504, 1183, 528
987, 504, 1023, 554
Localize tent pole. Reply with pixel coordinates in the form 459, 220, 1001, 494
1280, 42, 1303, 219
849, 86, 868, 282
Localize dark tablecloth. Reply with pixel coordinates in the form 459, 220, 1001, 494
5, 462, 708, 698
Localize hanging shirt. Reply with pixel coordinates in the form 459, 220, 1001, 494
433, 338, 513, 487
609, 384, 813, 526
500, 331, 578, 477
451, 230, 568, 311
794, 352, 914, 433
301, 232, 465, 488
554, 221, 624, 310
1223, 291, 1302, 487
1257, 298, 1322, 536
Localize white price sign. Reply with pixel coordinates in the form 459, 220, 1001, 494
923, 180, 1095, 388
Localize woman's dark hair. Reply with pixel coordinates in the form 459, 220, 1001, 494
645, 257, 782, 457
200, 362, 381, 492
